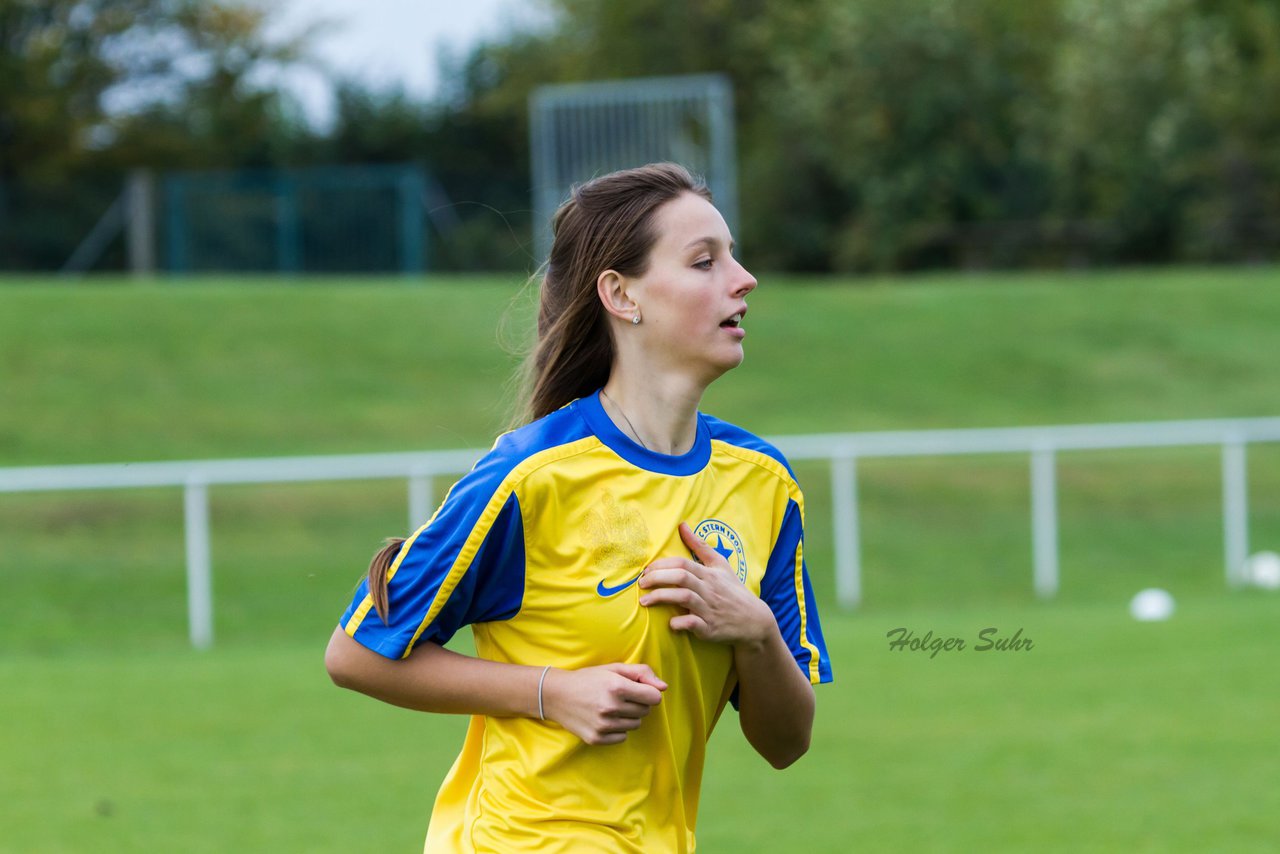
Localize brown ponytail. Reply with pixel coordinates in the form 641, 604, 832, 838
366, 537, 406, 623
518, 163, 712, 424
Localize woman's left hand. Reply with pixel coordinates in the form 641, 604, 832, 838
638, 522, 775, 648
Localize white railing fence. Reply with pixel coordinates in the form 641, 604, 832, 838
3, 416, 1278, 649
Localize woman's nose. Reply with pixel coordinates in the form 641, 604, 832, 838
734, 260, 758, 296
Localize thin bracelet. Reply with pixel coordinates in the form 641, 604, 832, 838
537, 665, 552, 721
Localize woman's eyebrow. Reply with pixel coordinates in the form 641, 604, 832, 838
683, 236, 735, 252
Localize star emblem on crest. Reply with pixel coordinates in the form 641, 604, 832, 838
710, 535, 735, 562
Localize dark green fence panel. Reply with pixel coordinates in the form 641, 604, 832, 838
164, 164, 427, 274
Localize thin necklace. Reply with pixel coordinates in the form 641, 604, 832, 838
600, 388, 649, 450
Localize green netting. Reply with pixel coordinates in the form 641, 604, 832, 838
164, 164, 427, 274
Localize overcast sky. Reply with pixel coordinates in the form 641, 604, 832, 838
268, 0, 549, 126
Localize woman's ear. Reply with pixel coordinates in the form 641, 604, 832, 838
596, 270, 639, 323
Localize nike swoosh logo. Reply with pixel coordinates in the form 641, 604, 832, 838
596, 574, 642, 597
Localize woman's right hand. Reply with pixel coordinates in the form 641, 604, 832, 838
540, 663, 667, 745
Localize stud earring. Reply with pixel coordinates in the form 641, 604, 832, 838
631, 313, 641, 325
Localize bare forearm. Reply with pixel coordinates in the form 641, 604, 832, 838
324, 627, 668, 747
325, 627, 541, 718
734, 626, 816, 769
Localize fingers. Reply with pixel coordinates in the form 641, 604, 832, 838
678, 521, 712, 560
608, 662, 669, 693
668, 613, 707, 634
643, 558, 706, 577
611, 699, 658, 720
555, 664, 668, 746
644, 522, 729, 578
638, 585, 699, 610
639, 566, 702, 595
593, 694, 658, 740
582, 722, 638, 746
639, 561, 709, 614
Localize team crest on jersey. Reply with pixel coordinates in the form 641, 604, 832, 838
694, 519, 747, 584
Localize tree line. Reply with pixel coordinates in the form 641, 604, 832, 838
2, 0, 1277, 273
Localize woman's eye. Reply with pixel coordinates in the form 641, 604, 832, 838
694, 258, 714, 270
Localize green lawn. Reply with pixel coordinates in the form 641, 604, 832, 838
2, 268, 1279, 850
2, 596, 1276, 851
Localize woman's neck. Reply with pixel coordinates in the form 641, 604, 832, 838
600, 370, 703, 456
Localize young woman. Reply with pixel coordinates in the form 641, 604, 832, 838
325, 162, 832, 852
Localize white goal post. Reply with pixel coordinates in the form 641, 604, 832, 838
529, 74, 738, 264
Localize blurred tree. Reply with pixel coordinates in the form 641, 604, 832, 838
419, 0, 1072, 271
0, 0, 139, 265
0, 0, 311, 268
4, 0, 1279, 272
763, 0, 1062, 271
412, 0, 836, 270
1047, 0, 1205, 263
1042, 0, 1280, 264
304, 31, 571, 272
91, 1, 313, 169
417, 33, 564, 270
2, 1, 125, 180
1175, 0, 1280, 261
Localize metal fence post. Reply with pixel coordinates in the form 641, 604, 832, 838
126, 169, 156, 275
408, 472, 434, 532
832, 455, 861, 608
1222, 439, 1249, 587
1030, 447, 1060, 598
184, 477, 214, 650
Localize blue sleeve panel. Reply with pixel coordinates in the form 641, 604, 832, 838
340, 454, 528, 660
339, 403, 594, 659
730, 497, 833, 710
403, 492, 527, 647
761, 498, 833, 682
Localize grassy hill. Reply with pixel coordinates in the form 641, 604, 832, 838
3, 267, 1280, 466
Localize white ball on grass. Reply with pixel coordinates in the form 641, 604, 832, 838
1245, 551, 1280, 590
1130, 588, 1175, 622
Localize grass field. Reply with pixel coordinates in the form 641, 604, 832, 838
2, 268, 1279, 850
2, 596, 1277, 852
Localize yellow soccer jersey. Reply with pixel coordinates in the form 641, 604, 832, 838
339, 390, 832, 852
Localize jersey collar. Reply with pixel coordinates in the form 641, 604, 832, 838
576, 389, 712, 476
